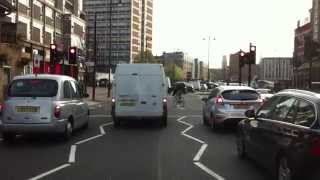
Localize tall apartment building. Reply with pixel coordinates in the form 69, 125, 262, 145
260, 57, 292, 82
84, 0, 153, 72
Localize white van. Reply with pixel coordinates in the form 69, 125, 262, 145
111, 64, 168, 127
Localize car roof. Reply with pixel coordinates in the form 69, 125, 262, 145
13, 74, 75, 82
218, 86, 256, 91
276, 89, 320, 103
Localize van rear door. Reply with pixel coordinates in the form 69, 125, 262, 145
116, 74, 140, 115
138, 75, 162, 116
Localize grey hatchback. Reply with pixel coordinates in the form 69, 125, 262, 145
202, 86, 263, 129
0, 74, 89, 141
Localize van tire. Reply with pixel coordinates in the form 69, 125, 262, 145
2, 133, 15, 142
161, 115, 167, 127
113, 117, 120, 128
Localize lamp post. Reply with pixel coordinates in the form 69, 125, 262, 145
203, 36, 215, 81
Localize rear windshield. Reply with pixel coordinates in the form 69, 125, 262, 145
8, 79, 58, 97
222, 90, 259, 101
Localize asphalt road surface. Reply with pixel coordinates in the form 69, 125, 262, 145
0, 93, 271, 180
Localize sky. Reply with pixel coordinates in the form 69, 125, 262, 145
153, 0, 312, 68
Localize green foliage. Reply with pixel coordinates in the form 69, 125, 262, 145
134, 50, 156, 63
164, 63, 183, 82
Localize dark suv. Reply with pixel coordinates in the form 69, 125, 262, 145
237, 89, 320, 180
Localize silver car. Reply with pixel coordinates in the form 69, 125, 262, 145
202, 86, 263, 129
0, 74, 89, 141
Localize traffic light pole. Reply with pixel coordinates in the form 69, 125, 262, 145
107, 0, 112, 98
248, 63, 251, 87
92, 12, 97, 101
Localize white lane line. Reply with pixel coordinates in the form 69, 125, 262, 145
100, 126, 106, 134
75, 134, 104, 145
194, 162, 225, 180
183, 133, 205, 144
89, 115, 112, 118
68, 145, 77, 163
193, 144, 208, 162
28, 164, 70, 180
177, 116, 225, 180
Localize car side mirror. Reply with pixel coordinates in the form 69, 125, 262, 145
245, 109, 255, 118
202, 97, 208, 102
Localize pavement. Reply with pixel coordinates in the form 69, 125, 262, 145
0, 92, 303, 180
84, 87, 110, 107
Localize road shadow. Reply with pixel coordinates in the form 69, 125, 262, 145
116, 119, 166, 131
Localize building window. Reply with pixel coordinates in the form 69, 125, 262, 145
31, 27, 40, 42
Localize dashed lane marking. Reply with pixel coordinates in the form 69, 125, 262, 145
194, 162, 225, 180
68, 145, 77, 163
28, 164, 70, 180
75, 134, 104, 145
29, 121, 114, 179
177, 116, 225, 180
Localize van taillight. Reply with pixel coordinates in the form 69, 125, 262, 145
54, 105, 61, 118
111, 98, 116, 104
163, 98, 167, 103
216, 96, 223, 104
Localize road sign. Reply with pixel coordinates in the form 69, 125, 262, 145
33, 54, 42, 68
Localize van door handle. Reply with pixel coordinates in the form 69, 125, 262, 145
141, 101, 147, 104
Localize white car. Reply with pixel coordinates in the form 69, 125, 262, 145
0, 74, 90, 141
111, 64, 168, 127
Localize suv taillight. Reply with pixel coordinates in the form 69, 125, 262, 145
54, 105, 61, 118
215, 96, 224, 104
310, 140, 320, 156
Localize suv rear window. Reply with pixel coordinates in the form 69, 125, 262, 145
222, 90, 259, 101
8, 79, 58, 97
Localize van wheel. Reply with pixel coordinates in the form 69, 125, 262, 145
161, 114, 167, 127
203, 111, 209, 126
63, 121, 73, 141
2, 133, 15, 142
210, 113, 216, 130
113, 117, 120, 128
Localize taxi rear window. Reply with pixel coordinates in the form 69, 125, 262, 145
8, 79, 58, 97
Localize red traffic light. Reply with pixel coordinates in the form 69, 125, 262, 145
50, 44, 56, 50
69, 47, 76, 54
250, 46, 256, 52
240, 52, 246, 57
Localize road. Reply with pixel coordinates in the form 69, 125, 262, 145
0, 93, 270, 180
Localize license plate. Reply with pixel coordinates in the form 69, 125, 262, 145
16, 106, 40, 113
233, 104, 249, 109
119, 102, 136, 107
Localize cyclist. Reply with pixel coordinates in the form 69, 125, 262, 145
172, 83, 187, 105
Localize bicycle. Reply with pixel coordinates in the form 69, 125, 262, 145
174, 94, 185, 107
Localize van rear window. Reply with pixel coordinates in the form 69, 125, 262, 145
8, 79, 58, 97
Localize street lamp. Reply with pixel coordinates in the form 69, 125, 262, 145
203, 36, 215, 81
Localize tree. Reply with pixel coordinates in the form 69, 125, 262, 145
134, 50, 156, 63
164, 63, 184, 82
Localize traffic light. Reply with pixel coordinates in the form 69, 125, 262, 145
249, 44, 256, 64
239, 51, 246, 68
69, 47, 77, 64
50, 44, 57, 64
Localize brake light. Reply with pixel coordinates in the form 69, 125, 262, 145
216, 96, 223, 104
54, 105, 61, 118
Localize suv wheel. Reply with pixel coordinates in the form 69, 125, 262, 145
278, 156, 292, 180
210, 114, 216, 130
203, 111, 209, 126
